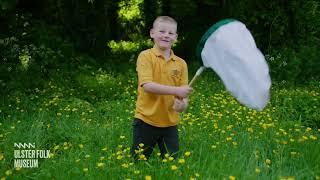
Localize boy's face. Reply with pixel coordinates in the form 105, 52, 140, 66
150, 21, 177, 51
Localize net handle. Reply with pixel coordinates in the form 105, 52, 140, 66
189, 66, 205, 87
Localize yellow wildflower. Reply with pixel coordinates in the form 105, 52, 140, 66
302, 136, 308, 140
96, 162, 105, 167
5, 170, 12, 176
139, 154, 146, 160
290, 152, 297, 155
255, 168, 261, 173
184, 152, 191, 157
79, 144, 84, 149
265, 159, 271, 165
247, 128, 253, 133
116, 155, 123, 160
310, 135, 317, 140
171, 165, 178, 170
178, 159, 185, 164
121, 163, 129, 168
139, 143, 144, 148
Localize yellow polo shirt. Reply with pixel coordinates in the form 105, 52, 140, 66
135, 47, 188, 127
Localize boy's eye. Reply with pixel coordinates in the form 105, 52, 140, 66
159, 30, 165, 33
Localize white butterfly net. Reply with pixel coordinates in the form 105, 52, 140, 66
201, 21, 271, 110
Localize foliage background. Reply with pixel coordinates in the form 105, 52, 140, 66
1, 0, 319, 84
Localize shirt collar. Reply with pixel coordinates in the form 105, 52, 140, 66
151, 46, 177, 61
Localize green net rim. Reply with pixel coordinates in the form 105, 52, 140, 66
196, 18, 237, 64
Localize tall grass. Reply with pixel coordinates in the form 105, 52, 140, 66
0, 64, 319, 180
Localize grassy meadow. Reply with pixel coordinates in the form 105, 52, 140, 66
0, 62, 319, 180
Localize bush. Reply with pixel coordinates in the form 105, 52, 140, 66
267, 44, 320, 83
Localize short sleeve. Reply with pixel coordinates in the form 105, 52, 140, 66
136, 52, 153, 86
180, 61, 188, 85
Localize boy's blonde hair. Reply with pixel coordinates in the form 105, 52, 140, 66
153, 16, 177, 28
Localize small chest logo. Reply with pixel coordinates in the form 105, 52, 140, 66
171, 69, 180, 77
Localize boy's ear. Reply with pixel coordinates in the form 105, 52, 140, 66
150, 29, 154, 38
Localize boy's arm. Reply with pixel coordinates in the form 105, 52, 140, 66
143, 82, 192, 98
137, 53, 191, 97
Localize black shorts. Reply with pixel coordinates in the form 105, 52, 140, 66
131, 118, 179, 160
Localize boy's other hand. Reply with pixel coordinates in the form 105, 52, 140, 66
175, 85, 192, 98
173, 98, 188, 112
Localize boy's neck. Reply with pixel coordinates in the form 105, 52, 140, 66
163, 50, 171, 60
154, 45, 171, 60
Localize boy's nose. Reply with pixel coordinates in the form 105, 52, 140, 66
163, 33, 170, 37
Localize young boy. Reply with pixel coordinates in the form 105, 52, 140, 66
131, 16, 192, 160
